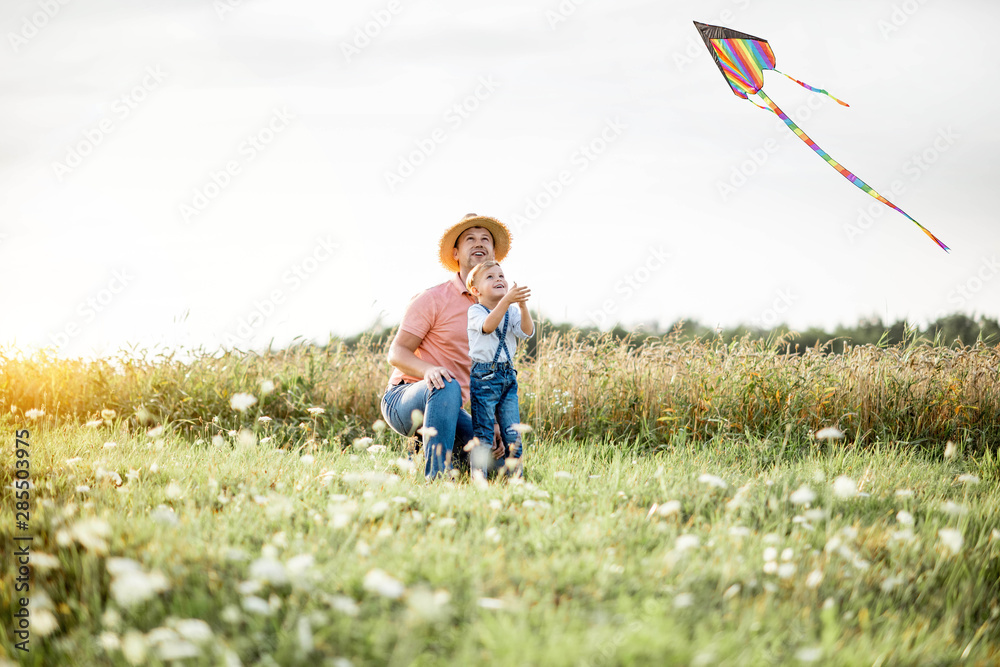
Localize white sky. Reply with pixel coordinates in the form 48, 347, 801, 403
2, 0, 997, 358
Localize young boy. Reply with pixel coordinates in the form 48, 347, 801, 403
466, 261, 533, 473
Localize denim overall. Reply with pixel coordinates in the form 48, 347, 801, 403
469, 305, 522, 465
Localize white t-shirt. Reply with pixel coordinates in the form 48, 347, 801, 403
467, 304, 534, 364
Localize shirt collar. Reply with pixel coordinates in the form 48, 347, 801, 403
449, 271, 472, 296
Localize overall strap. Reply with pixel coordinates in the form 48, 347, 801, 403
491, 308, 511, 364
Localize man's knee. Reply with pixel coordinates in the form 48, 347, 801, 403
428, 379, 462, 402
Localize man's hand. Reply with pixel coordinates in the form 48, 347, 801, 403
492, 422, 506, 460
423, 365, 454, 390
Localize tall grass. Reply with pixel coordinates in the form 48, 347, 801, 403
2, 331, 999, 451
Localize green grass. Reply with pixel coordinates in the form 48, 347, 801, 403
2, 422, 998, 666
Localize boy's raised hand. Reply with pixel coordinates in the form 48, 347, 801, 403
505, 282, 531, 304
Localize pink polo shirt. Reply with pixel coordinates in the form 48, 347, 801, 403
388, 272, 478, 404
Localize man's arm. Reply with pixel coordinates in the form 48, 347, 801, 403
387, 330, 454, 389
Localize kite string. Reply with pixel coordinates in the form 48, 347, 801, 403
753, 89, 950, 252
771, 69, 850, 107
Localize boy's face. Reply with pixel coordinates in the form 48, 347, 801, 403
473, 264, 507, 299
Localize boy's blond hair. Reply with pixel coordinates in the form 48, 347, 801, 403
466, 260, 500, 294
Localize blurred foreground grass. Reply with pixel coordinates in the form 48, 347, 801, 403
2, 424, 998, 665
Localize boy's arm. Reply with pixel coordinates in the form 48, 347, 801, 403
518, 302, 534, 337
480, 295, 512, 334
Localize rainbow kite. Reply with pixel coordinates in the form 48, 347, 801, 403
694, 21, 949, 252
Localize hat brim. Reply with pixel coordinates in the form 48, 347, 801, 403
438, 215, 511, 272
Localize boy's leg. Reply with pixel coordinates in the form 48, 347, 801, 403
496, 367, 523, 460
470, 370, 502, 478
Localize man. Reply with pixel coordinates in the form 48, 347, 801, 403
381, 213, 513, 479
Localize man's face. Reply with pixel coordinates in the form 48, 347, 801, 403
453, 226, 495, 271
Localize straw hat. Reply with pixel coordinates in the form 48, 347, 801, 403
438, 213, 511, 272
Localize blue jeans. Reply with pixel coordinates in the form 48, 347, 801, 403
470, 362, 522, 470
381, 379, 474, 480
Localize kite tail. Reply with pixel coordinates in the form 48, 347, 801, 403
755, 89, 949, 252
772, 69, 850, 107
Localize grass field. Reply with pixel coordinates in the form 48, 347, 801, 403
1, 335, 999, 665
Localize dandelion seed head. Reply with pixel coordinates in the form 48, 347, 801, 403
230, 393, 257, 412
363, 568, 405, 599
832, 476, 857, 499
675, 534, 700, 552
940, 501, 968, 517
789, 485, 816, 505
698, 473, 727, 489
938, 528, 964, 554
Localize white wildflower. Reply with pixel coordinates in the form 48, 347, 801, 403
815, 427, 844, 440
675, 534, 700, 553
673, 593, 694, 609
657, 500, 682, 517
795, 646, 823, 663
832, 476, 857, 499
698, 473, 727, 488
363, 568, 405, 599
940, 501, 968, 517
307, 407, 325, 415
121, 630, 148, 665
944, 441, 957, 459
230, 393, 257, 412
956, 474, 979, 485
789, 485, 816, 505
175, 619, 214, 644
896, 510, 914, 525
938, 528, 964, 555
805, 569, 823, 588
